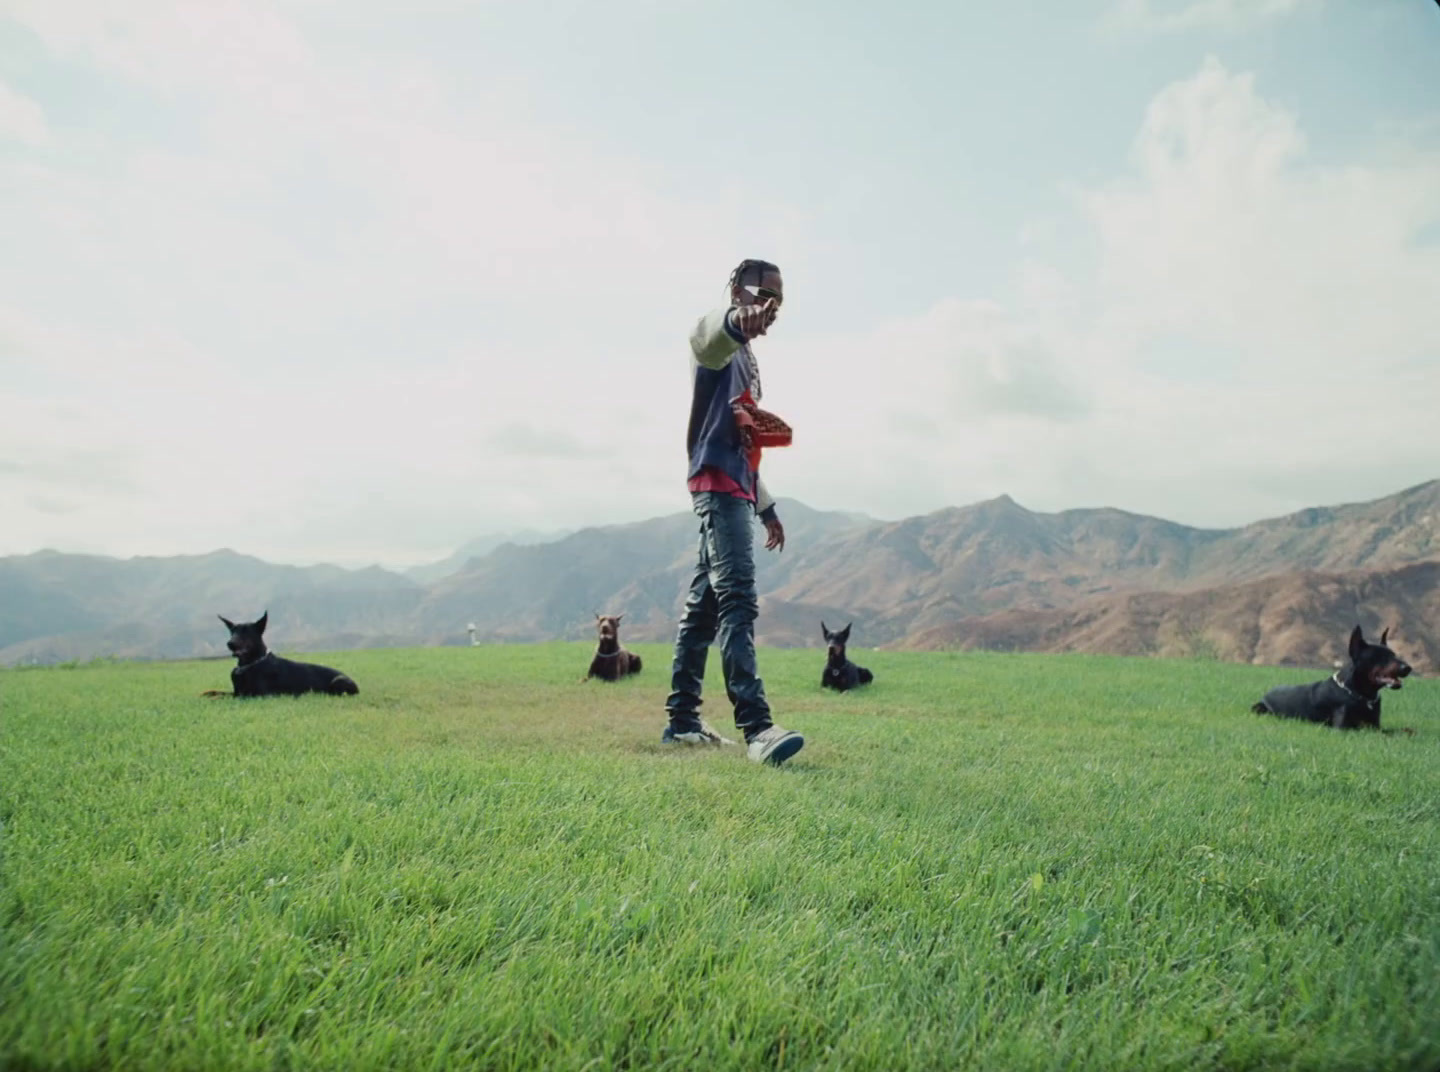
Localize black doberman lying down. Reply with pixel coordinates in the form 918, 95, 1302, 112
1251, 625, 1410, 730
204, 612, 359, 698
586, 614, 642, 681
821, 621, 873, 692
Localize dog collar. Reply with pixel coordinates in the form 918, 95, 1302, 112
1332, 672, 1379, 709
592, 650, 623, 660
233, 652, 275, 675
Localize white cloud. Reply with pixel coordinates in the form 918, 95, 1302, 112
0, 7, 1436, 565
0, 0, 312, 99
1109, 0, 1320, 33
751, 298, 1097, 523
763, 57, 1440, 528
487, 424, 590, 460
0, 1, 805, 562
1085, 57, 1440, 365
1066, 59, 1439, 520
0, 0, 796, 341
0, 80, 48, 145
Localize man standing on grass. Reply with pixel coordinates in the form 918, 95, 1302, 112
661, 258, 805, 766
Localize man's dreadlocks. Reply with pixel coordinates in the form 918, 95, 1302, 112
727, 258, 779, 297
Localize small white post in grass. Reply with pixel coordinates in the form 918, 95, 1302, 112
467, 623, 479, 647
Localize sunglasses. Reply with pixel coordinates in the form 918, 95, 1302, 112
743, 285, 783, 306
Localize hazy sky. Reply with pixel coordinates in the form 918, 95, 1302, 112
2, 0, 1437, 568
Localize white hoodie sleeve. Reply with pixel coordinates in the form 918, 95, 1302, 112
690, 308, 745, 370
755, 474, 777, 520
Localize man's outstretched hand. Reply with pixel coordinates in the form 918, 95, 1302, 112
763, 517, 785, 552
731, 297, 778, 340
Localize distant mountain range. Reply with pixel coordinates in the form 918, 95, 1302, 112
3, 482, 1437, 672
401, 527, 572, 585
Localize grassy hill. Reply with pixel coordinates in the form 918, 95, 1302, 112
3, 647, 1437, 1070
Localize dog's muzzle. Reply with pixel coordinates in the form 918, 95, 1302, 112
1379, 663, 1411, 690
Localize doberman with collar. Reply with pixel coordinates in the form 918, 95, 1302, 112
586, 614, 642, 681
821, 621, 873, 692
1251, 625, 1410, 730
203, 611, 359, 698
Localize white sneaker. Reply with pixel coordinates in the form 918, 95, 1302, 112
661, 719, 736, 746
746, 725, 804, 766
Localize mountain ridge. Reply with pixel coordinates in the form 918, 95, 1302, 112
3, 482, 1436, 670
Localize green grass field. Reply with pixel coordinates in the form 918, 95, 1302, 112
2, 645, 1438, 1071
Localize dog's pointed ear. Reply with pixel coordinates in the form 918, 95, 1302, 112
257, 611, 268, 635
218, 614, 235, 631
615, 614, 623, 624
1380, 626, 1390, 646
1348, 625, 1365, 661
821, 621, 830, 640
838, 623, 852, 644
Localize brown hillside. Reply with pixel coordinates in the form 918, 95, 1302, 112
770, 482, 1440, 645
898, 560, 1440, 674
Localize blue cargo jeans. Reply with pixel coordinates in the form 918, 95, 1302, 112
664, 491, 772, 738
